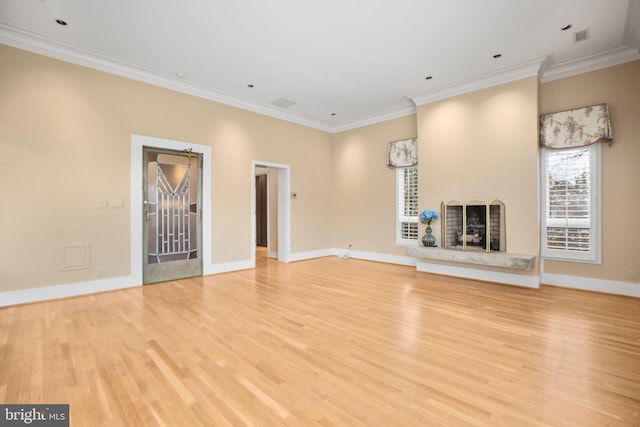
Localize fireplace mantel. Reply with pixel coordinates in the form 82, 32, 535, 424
406, 246, 536, 270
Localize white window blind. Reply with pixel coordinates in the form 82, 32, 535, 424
396, 166, 418, 244
541, 145, 600, 262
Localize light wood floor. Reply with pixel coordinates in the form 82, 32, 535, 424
1, 257, 639, 426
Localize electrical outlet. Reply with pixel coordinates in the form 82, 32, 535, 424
341, 243, 352, 260
97, 266, 106, 278
630, 271, 639, 281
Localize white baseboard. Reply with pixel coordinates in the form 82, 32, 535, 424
416, 261, 541, 288
0, 259, 255, 307
5, 251, 634, 307
288, 248, 335, 262
0, 275, 139, 308
541, 272, 640, 297
339, 249, 417, 267
205, 259, 254, 275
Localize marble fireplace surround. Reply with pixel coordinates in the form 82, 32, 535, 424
406, 245, 536, 271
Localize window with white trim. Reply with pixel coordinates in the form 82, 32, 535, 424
396, 166, 418, 245
541, 144, 601, 262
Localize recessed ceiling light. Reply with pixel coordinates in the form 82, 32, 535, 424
493, 54, 502, 59
247, 84, 254, 88
561, 24, 572, 31
175, 72, 186, 79
425, 76, 433, 80
55, 19, 67, 26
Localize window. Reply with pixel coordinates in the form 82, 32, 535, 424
541, 144, 600, 262
396, 166, 418, 245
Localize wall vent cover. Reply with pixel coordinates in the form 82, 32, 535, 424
271, 98, 296, 108
574, 29, 589, 43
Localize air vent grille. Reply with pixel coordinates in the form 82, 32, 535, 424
574, 29, 589, 43
271, 98, 296, 108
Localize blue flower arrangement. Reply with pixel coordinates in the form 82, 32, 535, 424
419, 209, 439, 225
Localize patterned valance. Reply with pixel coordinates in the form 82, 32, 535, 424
540, 104, 612, 149
387, 138, 417, 167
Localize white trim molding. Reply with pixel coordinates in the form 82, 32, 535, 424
339, 249, 417, 267
408, 57, 547, 106
3, 21, 639, 134
3, 248, 637, 307
330, 102, 416, 133
541, 46, 640, 83
289, 249, 335, 262
0, 24, 331, 133
542, 272, 640, 298
416, 261, 541, 289
281, 248, 418, 266
207, 259, 255, 275
0, 275, 138, 308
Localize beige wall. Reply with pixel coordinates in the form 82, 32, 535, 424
331, 115, 417, 255
540, 60, 640, 284
416, 77, 540, 274
331, 63, 640, 285
1, 43, 637, 294
331, 79, 539, 272
0, 45, 332, 291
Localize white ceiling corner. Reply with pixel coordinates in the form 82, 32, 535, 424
329, 102, 417, 133
1, 0, 638, 133
541, 46, 640, 83
0, 23, 334, 133
408, 57, 547, 107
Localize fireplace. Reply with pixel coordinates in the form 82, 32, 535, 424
441, 200, 505, 252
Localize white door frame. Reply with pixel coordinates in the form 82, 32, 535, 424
251, 161, 291, 265
131, 134, 212, 284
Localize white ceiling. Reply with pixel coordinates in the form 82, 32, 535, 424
1, 0, 639, 132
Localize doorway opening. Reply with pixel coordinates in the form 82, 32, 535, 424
255, 167, 269, 249
251, 161, 291, 266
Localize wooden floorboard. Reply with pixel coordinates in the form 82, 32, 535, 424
1, 256, 639, 426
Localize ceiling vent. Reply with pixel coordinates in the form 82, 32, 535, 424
271, 98, 296, 108
574, 29, 589, 43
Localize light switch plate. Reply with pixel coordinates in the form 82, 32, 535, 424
109, 200, 124, 209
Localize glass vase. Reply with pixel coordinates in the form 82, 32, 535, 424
422, 225, 436, 247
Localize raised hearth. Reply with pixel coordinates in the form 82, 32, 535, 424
406, 245, 536, 270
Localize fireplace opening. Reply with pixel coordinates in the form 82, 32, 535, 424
442, 200, 505, 252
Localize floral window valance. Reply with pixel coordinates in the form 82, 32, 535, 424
388, 138, 417, 167
540, 103, 612, 149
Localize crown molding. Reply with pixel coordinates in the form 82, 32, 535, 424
0, 24, 333, 133
2, 21, 639, 134
329, 102, 416, 133
540, 45, 640, 83
624, 0, 640, 50
408, 57, 547, 106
